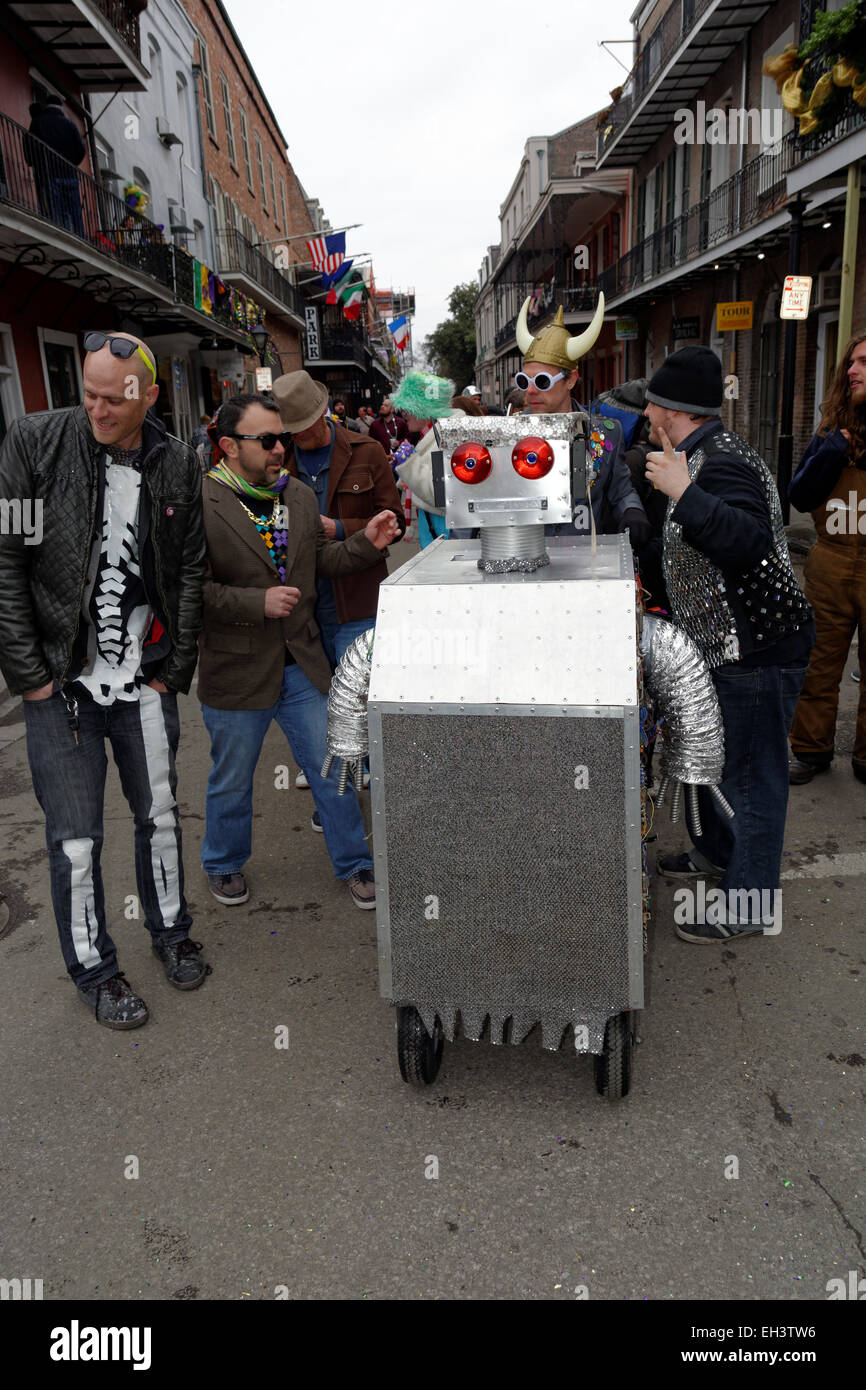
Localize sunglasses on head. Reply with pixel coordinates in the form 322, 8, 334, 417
226, 431, 291, 452
514, 369, 567, 392
83, 331, 157, 383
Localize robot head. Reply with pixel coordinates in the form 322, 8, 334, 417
436, 413, 586, 533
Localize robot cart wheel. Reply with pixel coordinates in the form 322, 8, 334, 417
397, 1006, 444, 1087
593, 1012, 634, 1101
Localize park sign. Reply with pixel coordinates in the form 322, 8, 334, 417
255, 368, 272, 391
780, 275, 812, 320
672, 316, 700, 340
716, 301, 753, 332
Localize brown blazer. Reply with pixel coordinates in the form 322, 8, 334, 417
198, 474, 384, 709
284, 423, 405, 622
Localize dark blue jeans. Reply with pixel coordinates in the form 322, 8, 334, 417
23, 685, 192, 990
688, 662, 808, 908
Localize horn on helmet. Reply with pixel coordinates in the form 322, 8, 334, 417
516, 297, 534, 355
565, 292, 606, 362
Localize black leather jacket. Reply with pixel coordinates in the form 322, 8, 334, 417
0, 405, 205, 696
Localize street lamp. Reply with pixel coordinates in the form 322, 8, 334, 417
250, 323, 269, 366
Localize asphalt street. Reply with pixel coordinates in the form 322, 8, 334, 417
0, 539, 863, 1303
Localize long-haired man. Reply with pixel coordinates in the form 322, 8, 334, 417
789, 333, 866, 784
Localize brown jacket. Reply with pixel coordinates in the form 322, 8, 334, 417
198, 474, 384, 709
284, 423, 404, 622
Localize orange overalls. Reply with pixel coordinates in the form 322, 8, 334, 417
789, 461, 866, 770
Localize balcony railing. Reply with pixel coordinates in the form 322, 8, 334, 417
214, 228, 303, 320
0, 111, 249, 336
316, 333, 366, 367
493, 283, 602, 351
601, 0, 715, 155
599, 134, 797, 300
92, 0, 146, 56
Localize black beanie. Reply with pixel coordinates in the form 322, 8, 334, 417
645, 347, 722, 416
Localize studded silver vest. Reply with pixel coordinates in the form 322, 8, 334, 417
663, 429, 811, 669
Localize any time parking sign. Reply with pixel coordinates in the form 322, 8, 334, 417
780, 275, 812, 319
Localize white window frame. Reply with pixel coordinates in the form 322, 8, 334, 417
220, 72, 236, 168
37, 328, 83, 408
0, 322, 25, 428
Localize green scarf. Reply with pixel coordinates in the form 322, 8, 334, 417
207, 459, 289, 501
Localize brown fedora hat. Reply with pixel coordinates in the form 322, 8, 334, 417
271, 370, 330, 433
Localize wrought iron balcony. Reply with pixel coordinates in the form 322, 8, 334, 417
493, 283, 603, 351
599, 134, 796, 301
214, 228, 303, 322
0, 111, 253, 338
7, 1, 149, 91
317, 333, 366, 367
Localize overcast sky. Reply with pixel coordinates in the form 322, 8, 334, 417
223, 0, 638, 358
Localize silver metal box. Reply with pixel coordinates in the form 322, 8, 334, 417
368, 533, 644, 1055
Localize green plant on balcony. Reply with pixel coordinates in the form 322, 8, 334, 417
763, 0, 866, 136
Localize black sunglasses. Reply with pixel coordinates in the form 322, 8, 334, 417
227, 431, 291, 451
83, 331, 157, 382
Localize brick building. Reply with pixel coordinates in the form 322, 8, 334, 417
596, 0, 866, 478
182, 0, 314, 390
474, 113, 629, 407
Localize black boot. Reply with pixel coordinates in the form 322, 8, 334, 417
152, 936, 209, 989
80, 972, 149, 1030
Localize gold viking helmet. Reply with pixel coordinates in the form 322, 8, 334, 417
516, 293, 606, 371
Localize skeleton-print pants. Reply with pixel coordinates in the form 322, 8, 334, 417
23, 683, 192, 990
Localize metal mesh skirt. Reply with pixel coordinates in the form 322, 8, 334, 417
379, 713, 633, 1053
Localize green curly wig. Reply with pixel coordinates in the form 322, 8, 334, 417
391, 371, 455, 419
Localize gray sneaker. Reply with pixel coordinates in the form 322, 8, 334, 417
208, 873, 249, 905
347, 869, 376, 910
80, 972, 149, 1030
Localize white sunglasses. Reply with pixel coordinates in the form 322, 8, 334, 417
514, 369, 566, 392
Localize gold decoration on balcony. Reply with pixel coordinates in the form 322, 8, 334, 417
763, 0, 866, 134
762, 44, 799, 86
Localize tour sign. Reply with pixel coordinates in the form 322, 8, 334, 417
780, 275, 812, 320
716, 301, 753, 332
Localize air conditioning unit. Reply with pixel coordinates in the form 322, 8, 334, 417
156, 117, 181, 147
815, 270, 841, 308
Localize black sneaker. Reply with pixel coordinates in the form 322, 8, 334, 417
657, 851, 723, 879
152, 937, 209, 990
347, 869, 376, 909
80, 972, 149, 1029
676, 920, 761, 944
311, 810, 323, 833
853, 760, 866, 785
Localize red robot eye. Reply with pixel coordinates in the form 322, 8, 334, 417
512, 436, 555, 479
451, 441, 492, 484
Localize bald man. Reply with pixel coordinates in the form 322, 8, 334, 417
0, 330, 208, 1028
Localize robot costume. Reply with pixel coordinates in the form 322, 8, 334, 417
322, 308, 731, 1099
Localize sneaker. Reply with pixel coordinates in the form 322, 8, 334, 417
852, 669, 861, 683
675, 920, 760, 944
311, 810, 323, 832
208, 873, 249, 905
346, 869, 376, 909
789, 757, 830, 785
657, 851, 723, 879
80, 972, 149, 1029
853, 760, 866, 785
152, 936, 209, 989
295, 770, 310, 789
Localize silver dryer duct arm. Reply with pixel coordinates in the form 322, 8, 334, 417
321, 628, 375, 795
639, 615, 735, 833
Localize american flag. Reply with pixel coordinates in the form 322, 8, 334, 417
305, 231, 345, 275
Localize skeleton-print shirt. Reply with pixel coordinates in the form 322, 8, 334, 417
74, 448, 152, 705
